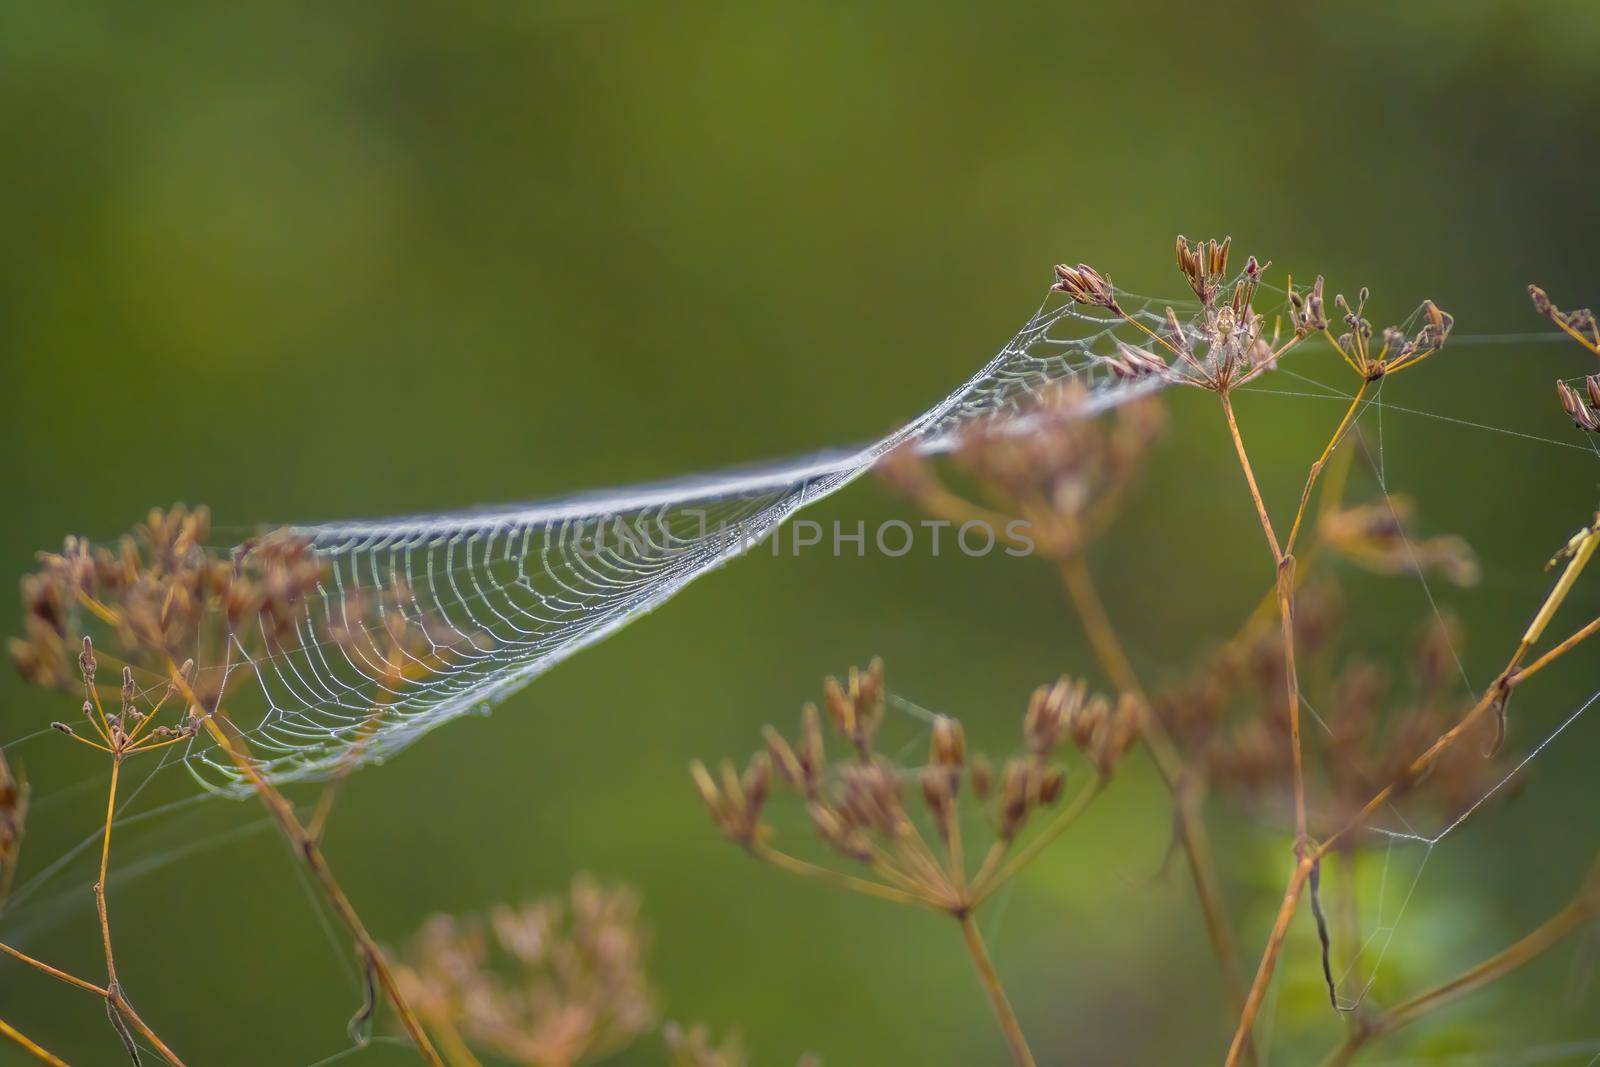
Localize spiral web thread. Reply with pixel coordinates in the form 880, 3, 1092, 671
191, 285, 1196, 789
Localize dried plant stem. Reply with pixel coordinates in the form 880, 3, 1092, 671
307, 653, 444, 842
1315, 859, 1600, 1067
0, 1017, 68, 1067
959, 912, 1038, 1067
194, 714, 444, 1067
1219, 394, 1283, 556
84, 753, 187, 1067
1218, 393, 1308, 843
157, 654, 444, 1067
1056, 555, 1249, 1022
1226, 515, 1600, 1066
1216, 399, 1305, 844
0, 941, 107, 996
426, 1014, 481, 1067
1324, 516, 1599, 852
1511, 614, 1600, 687
1225, 856, 1315, 1067
1219, 387, 1375, 1067
0, 936, 181, 1066
1284, 381, 1369, 556
95, 757, 120, 986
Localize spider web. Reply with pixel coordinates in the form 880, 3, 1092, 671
176, 282, 1193, 789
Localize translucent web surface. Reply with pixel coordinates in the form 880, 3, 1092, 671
192, 285, 1191, 788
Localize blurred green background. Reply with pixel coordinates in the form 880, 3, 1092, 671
3, 3, 1599, 1064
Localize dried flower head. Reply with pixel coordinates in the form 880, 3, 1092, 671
1052, 262, 1121, 312
1322, 287, 1454, 381
1158, 239, 1281, 394
1529, 284, 1600, 354
1289, 276, 1330, 337
9, 507, 323, 699
1155, 595, 1501, 843
46, 637, 203, 763
1176, 235, 1232, 307
693, 662, 1132, 915
396, 877, 656, 1067
1555, 375, 1600, 433
880, 381, 1164, 559
11, 506, 473, 774
1318, 496, 1480, 587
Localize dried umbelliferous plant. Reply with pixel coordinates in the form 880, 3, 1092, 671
2, 507, 477, 1066
876, 242, 1600, 1067
691, 659, 1140, 1067
396, 877, 655, 1067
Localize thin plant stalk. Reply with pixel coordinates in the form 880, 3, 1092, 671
0, 941, 108, 996
163, 648, 443, 1067
0, 936, 182, 1066
1215, 386, 1386, 1067
1218, 393, 1307, 843
0, 1017, 68, 1067
959, 912, 1038, 1067
1225, 516, 1600, 1066
192, 708, 445, 1067
1284, 381, 1370, 556
426, 1014, 482, 1067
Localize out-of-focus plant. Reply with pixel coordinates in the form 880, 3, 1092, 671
691, 659, 1139, 1067
396, 877, 655, 1067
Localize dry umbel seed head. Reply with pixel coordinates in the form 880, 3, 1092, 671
8, 507, 323, 698
11, 505, 475, 774
396, 877, 656, 1067
690, 753, 772, 847
1157, 242, 1282, 394
1176, 235, 1232, 307
879, 380, 1165, 561
1555, 375, 1600, 433
821, 659, 885, 757
691, 662, 1123, 918
1289, 275, 1330, 337
1156, 590, 1504, 844
48, 637, 203, 762
1052, 262, 1121, 311
1321, 286, 1454, 381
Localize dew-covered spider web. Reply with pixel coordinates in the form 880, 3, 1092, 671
180, 283, 1190, 789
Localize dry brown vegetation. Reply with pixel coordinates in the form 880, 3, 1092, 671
3, 241, 1599, 1065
